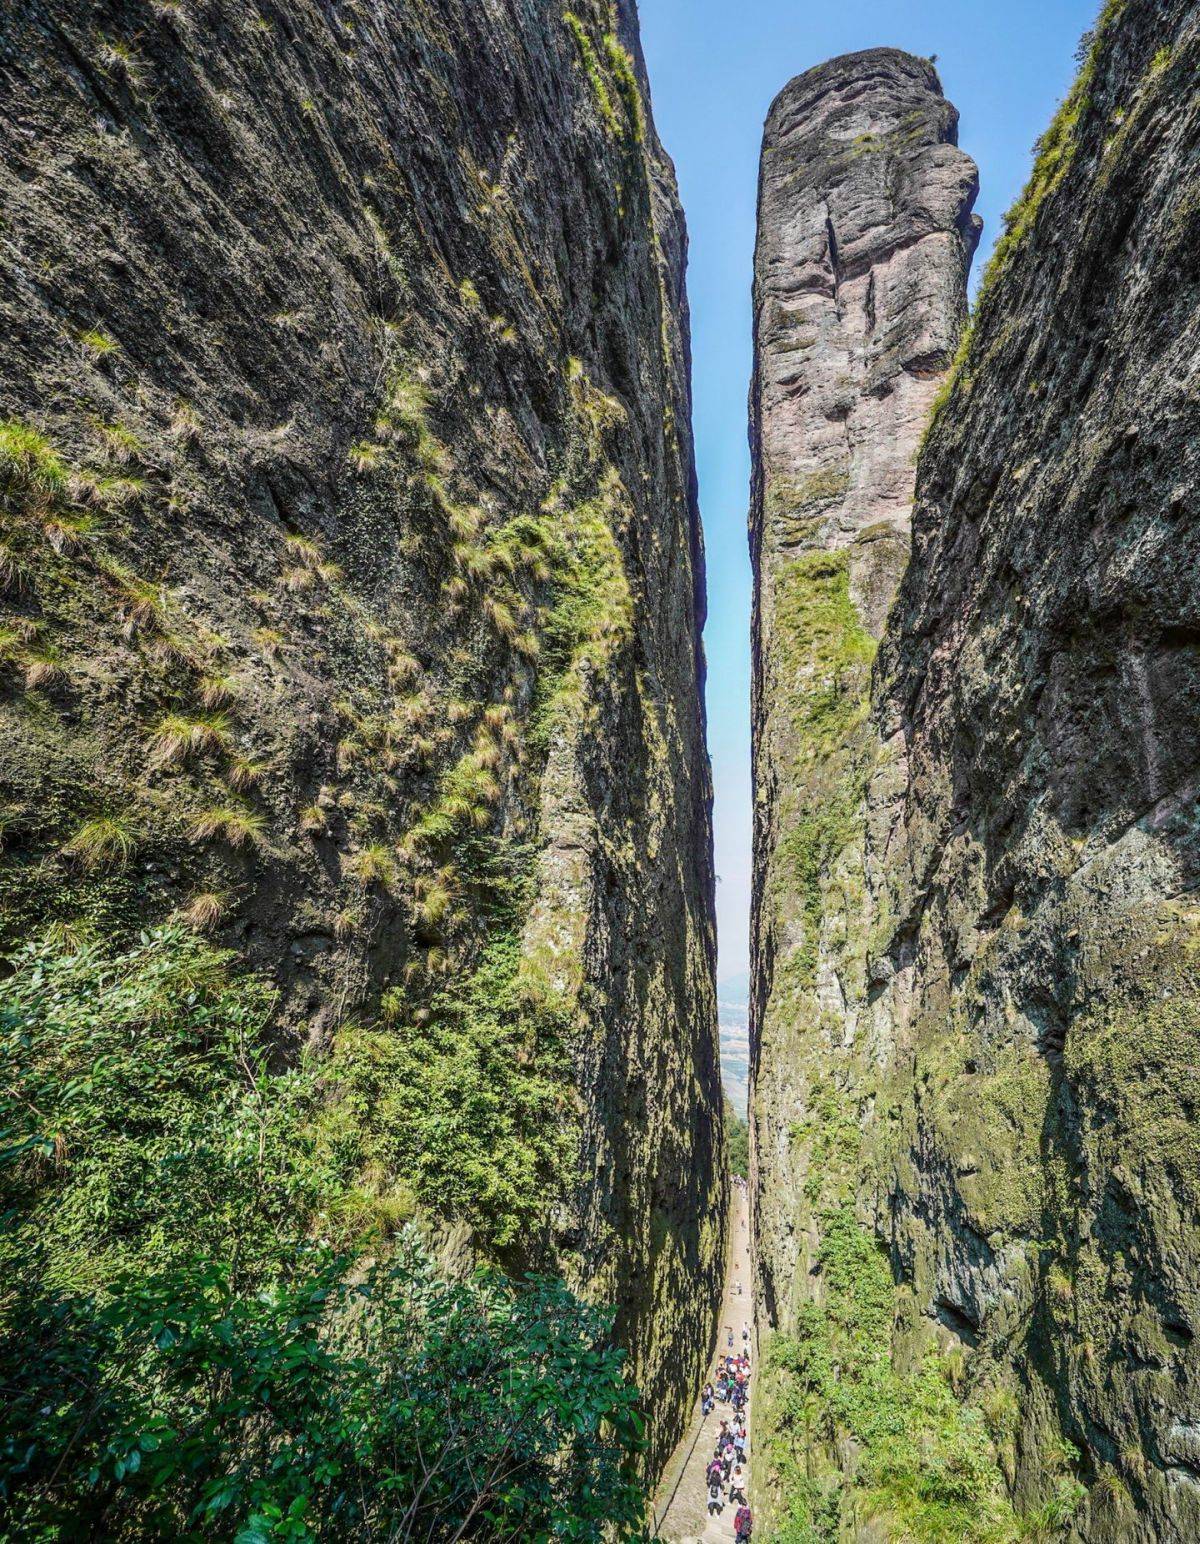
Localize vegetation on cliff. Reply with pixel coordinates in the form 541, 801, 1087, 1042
0, 927, 645, 1539
764, 1211, 1027, 1544
754, 0, 1200, 1537
0, 0, 721, 1527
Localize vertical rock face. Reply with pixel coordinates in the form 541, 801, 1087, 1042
0, 0, 722, 1477
749, 47, 977, 1339
752, 6, 1200, 1539
875, 2, 1200, 1535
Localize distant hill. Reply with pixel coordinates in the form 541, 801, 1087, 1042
718, 972, 750, 1117
717, 970, 750, 1008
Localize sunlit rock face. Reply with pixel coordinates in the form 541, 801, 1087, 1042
749, 46, 977, 1367
0, 0, 722, 1481
752, 7, 1200, 1538
751, 48, 980, 633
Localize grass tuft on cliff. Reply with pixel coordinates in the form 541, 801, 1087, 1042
770, 549, 876, 985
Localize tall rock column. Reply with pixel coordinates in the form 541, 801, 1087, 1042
749, 48, 978, 1334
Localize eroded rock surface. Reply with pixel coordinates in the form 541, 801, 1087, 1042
749, 46, 977, 1352
0, 0, 723, 1477
752, 9, 1200, 1539
874, 3, 1200, 1535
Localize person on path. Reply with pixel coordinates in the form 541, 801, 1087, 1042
706, 1457, 723, 1490
734, 1501, 753, 1542
730, 1463, 748, 1506
707, 1476, 724, 1518
701, 1382, 714, 1416
734, 1426, 747, 1463
742, 1322, 750, 1344
727, 1325, 734, 1349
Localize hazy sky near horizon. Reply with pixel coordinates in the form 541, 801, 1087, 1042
637, 0, 1098, 979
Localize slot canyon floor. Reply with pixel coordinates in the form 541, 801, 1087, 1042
654, 1184, 753, 1542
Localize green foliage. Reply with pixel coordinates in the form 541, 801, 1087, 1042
920, 317, 975, 450
61, 813, 140, 870
0, 929, 644, 1539
792, 1086, 861, 1204
1065, 972, 1200, 1203
603, 32, 646, 144
78, 326, 119, 358
763, 1208, 1017, 1542
980, 0, 1124, 297
186, 801, 267, 848
0, 419, 69, 504
725, 1098, 749, 1178
530, 475, 633, 747
772, 550, 876, 984
150, 710, 233, 766
0, 929, 321, 1292
326, 930, 575, 1249
2, 1241, 644, 1541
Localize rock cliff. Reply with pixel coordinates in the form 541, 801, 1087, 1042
0, 0, 723, 1478
752, 7, 1200, 1539
749, 46, 979, 1353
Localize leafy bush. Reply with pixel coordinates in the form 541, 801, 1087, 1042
0, 928, 323, 1291
327, 930, 575, 1249
0, 929, 643, 1539
0, 1241, 645, 1540
763, 1207, 1018, 1542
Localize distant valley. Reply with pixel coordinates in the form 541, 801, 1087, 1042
718, 972, 749, 1118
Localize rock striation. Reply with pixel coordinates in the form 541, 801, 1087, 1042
0, 0, 723, 1478
752, 7, 1200, 1539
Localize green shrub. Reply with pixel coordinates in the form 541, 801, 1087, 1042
0, 928, 321, 1291
325, 930, 574, 1248
763, 1207, 1018, 1541
0, 928, 644, 1540
1, 1237, 644, 1541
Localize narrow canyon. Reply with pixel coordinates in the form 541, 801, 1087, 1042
1, 0, 1198, 1539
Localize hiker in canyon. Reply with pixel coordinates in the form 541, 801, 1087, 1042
655, 1182, 752, 1536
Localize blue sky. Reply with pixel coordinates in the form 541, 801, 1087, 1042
637, 0, 1098, 979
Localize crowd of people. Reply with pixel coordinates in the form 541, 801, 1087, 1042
700, 1321, 753, 1541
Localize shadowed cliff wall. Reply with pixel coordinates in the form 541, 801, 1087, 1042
0, 0, 724, 1477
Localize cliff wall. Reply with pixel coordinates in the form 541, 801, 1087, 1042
752, 7, 1200, 1539
749, 50, 979, 1363
874, 2, 1200, 1535
0, 0, 723, 1476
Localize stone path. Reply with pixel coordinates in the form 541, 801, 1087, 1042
653, 1182, 752, 1542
